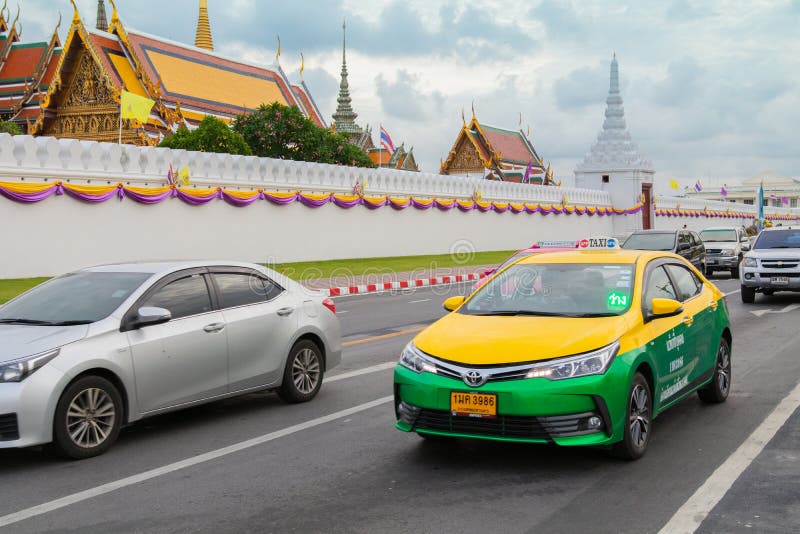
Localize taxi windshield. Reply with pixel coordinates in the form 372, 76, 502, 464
462, 263, 635, 317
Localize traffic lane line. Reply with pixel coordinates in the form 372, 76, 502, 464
658, 380, 800, 534
341, 327, 425, 347
327, 362, 396, 382
0, 396, 395, 529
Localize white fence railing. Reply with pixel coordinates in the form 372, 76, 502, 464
0, 134, 612, 206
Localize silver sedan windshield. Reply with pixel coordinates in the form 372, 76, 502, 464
0, 272, 150, 325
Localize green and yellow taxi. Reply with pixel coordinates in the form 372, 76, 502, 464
394, 240, 732, 459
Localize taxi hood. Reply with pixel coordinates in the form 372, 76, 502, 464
413, 312, 631, 366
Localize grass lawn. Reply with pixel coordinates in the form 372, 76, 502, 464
269, 250, 514, 280
0, 251, 514, 304
0, 277, 50, 305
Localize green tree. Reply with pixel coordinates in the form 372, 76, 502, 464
233, 102, 374, 167
0, 120, 22, 135
159, 116, 252, 155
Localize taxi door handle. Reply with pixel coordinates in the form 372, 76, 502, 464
682, 315, 694, 326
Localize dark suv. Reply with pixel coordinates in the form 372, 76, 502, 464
622, 230, 707, 271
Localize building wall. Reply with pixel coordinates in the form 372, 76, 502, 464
2, 135, 797, 279
0, 134, 613, 279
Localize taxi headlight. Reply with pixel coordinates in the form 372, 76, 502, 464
526, 340, 619, 380
399, 343, 437, 374
0, 348, 60, 383
744, 257, 758, 267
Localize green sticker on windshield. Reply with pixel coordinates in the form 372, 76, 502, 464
607, 291, 629, 310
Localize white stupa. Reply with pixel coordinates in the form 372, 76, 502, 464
575, 54, 655, 233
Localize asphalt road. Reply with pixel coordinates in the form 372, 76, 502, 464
1, 275, 799, 533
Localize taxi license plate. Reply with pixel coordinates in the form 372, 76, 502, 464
450, 392, 497, 417
772, 276, 789, 285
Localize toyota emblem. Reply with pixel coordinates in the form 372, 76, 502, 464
462, 370, 487, 387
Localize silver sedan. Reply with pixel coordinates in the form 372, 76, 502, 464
0, 261, 341, 459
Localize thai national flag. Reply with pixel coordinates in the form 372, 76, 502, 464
380, 126, 395, 154
693, 180, 703, 192
166, 163, 175, 185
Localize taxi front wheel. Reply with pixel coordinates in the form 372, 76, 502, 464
698, 338, 731, 404
611, 372, 651, 461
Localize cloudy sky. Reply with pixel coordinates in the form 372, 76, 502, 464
19, 0, 800, 192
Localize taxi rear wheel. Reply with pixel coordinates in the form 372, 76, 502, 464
612, 372, 651, 461
698, 338, 731, 404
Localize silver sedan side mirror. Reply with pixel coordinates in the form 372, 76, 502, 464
132, 306, 172, 329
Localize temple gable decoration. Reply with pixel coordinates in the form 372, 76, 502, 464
440, 112, 551, 184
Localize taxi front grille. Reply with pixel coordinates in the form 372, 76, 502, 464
0, 413, 19, 441
407, 406, 600, 439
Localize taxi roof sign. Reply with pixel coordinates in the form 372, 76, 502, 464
578, 236, 620, 249
531, 240, 579, 249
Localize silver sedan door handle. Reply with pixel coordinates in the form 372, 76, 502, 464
276, 307, 294, 317
203, 322, 226, 333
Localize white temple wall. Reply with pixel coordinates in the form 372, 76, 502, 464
0, 134, 618, 278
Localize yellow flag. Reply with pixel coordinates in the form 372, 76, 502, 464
178, 166, 190, 186
669, 179, 679, 190
120, 90, 155, 123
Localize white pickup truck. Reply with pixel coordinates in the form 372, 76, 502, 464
739, 226, 800, 303
699, 226, 751, 278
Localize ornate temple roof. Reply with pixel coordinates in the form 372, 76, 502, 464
1, 1, 327, 140
0, 6, 62, 123
440, 114, 547, 182
576, 54, 654, 173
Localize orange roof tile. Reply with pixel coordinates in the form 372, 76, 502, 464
125, 30, 298, 118
480, 124, 536, 165
0, 44, 46, 81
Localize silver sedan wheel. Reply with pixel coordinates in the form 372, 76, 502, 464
292, 348, 321, 395
629, 384, 650, 449
716, 342, 731, 396
66, 387, 116, 449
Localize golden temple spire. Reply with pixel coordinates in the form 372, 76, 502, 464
195, 0, 214, 51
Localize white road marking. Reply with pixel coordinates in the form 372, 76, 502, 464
658, 380, 800, 534
0, 396, 394, 529
723, 289, 741, 296
408, 299, 431, 304
749, 303, 800, 317
337, 310, 350, 314
327, 362, 396, 382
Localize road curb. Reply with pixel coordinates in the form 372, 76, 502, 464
312, 273, 482, 297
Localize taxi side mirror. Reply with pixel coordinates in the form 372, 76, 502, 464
443, 296, 466, 312
649, 298, 683, 321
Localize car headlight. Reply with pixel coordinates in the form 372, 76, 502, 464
399, 343, 437, 374
743, 257, 758, 267
525, 340, 620, 380
0, 348, 60, 383
721, 249, 735, 256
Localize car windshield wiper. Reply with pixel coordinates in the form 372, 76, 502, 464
466, 310, 570, 317
0, 318, 93, 326
569, 313, 619, 318
0, 318, 55, 325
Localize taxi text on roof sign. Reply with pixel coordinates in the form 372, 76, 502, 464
578, 237, 620, 249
